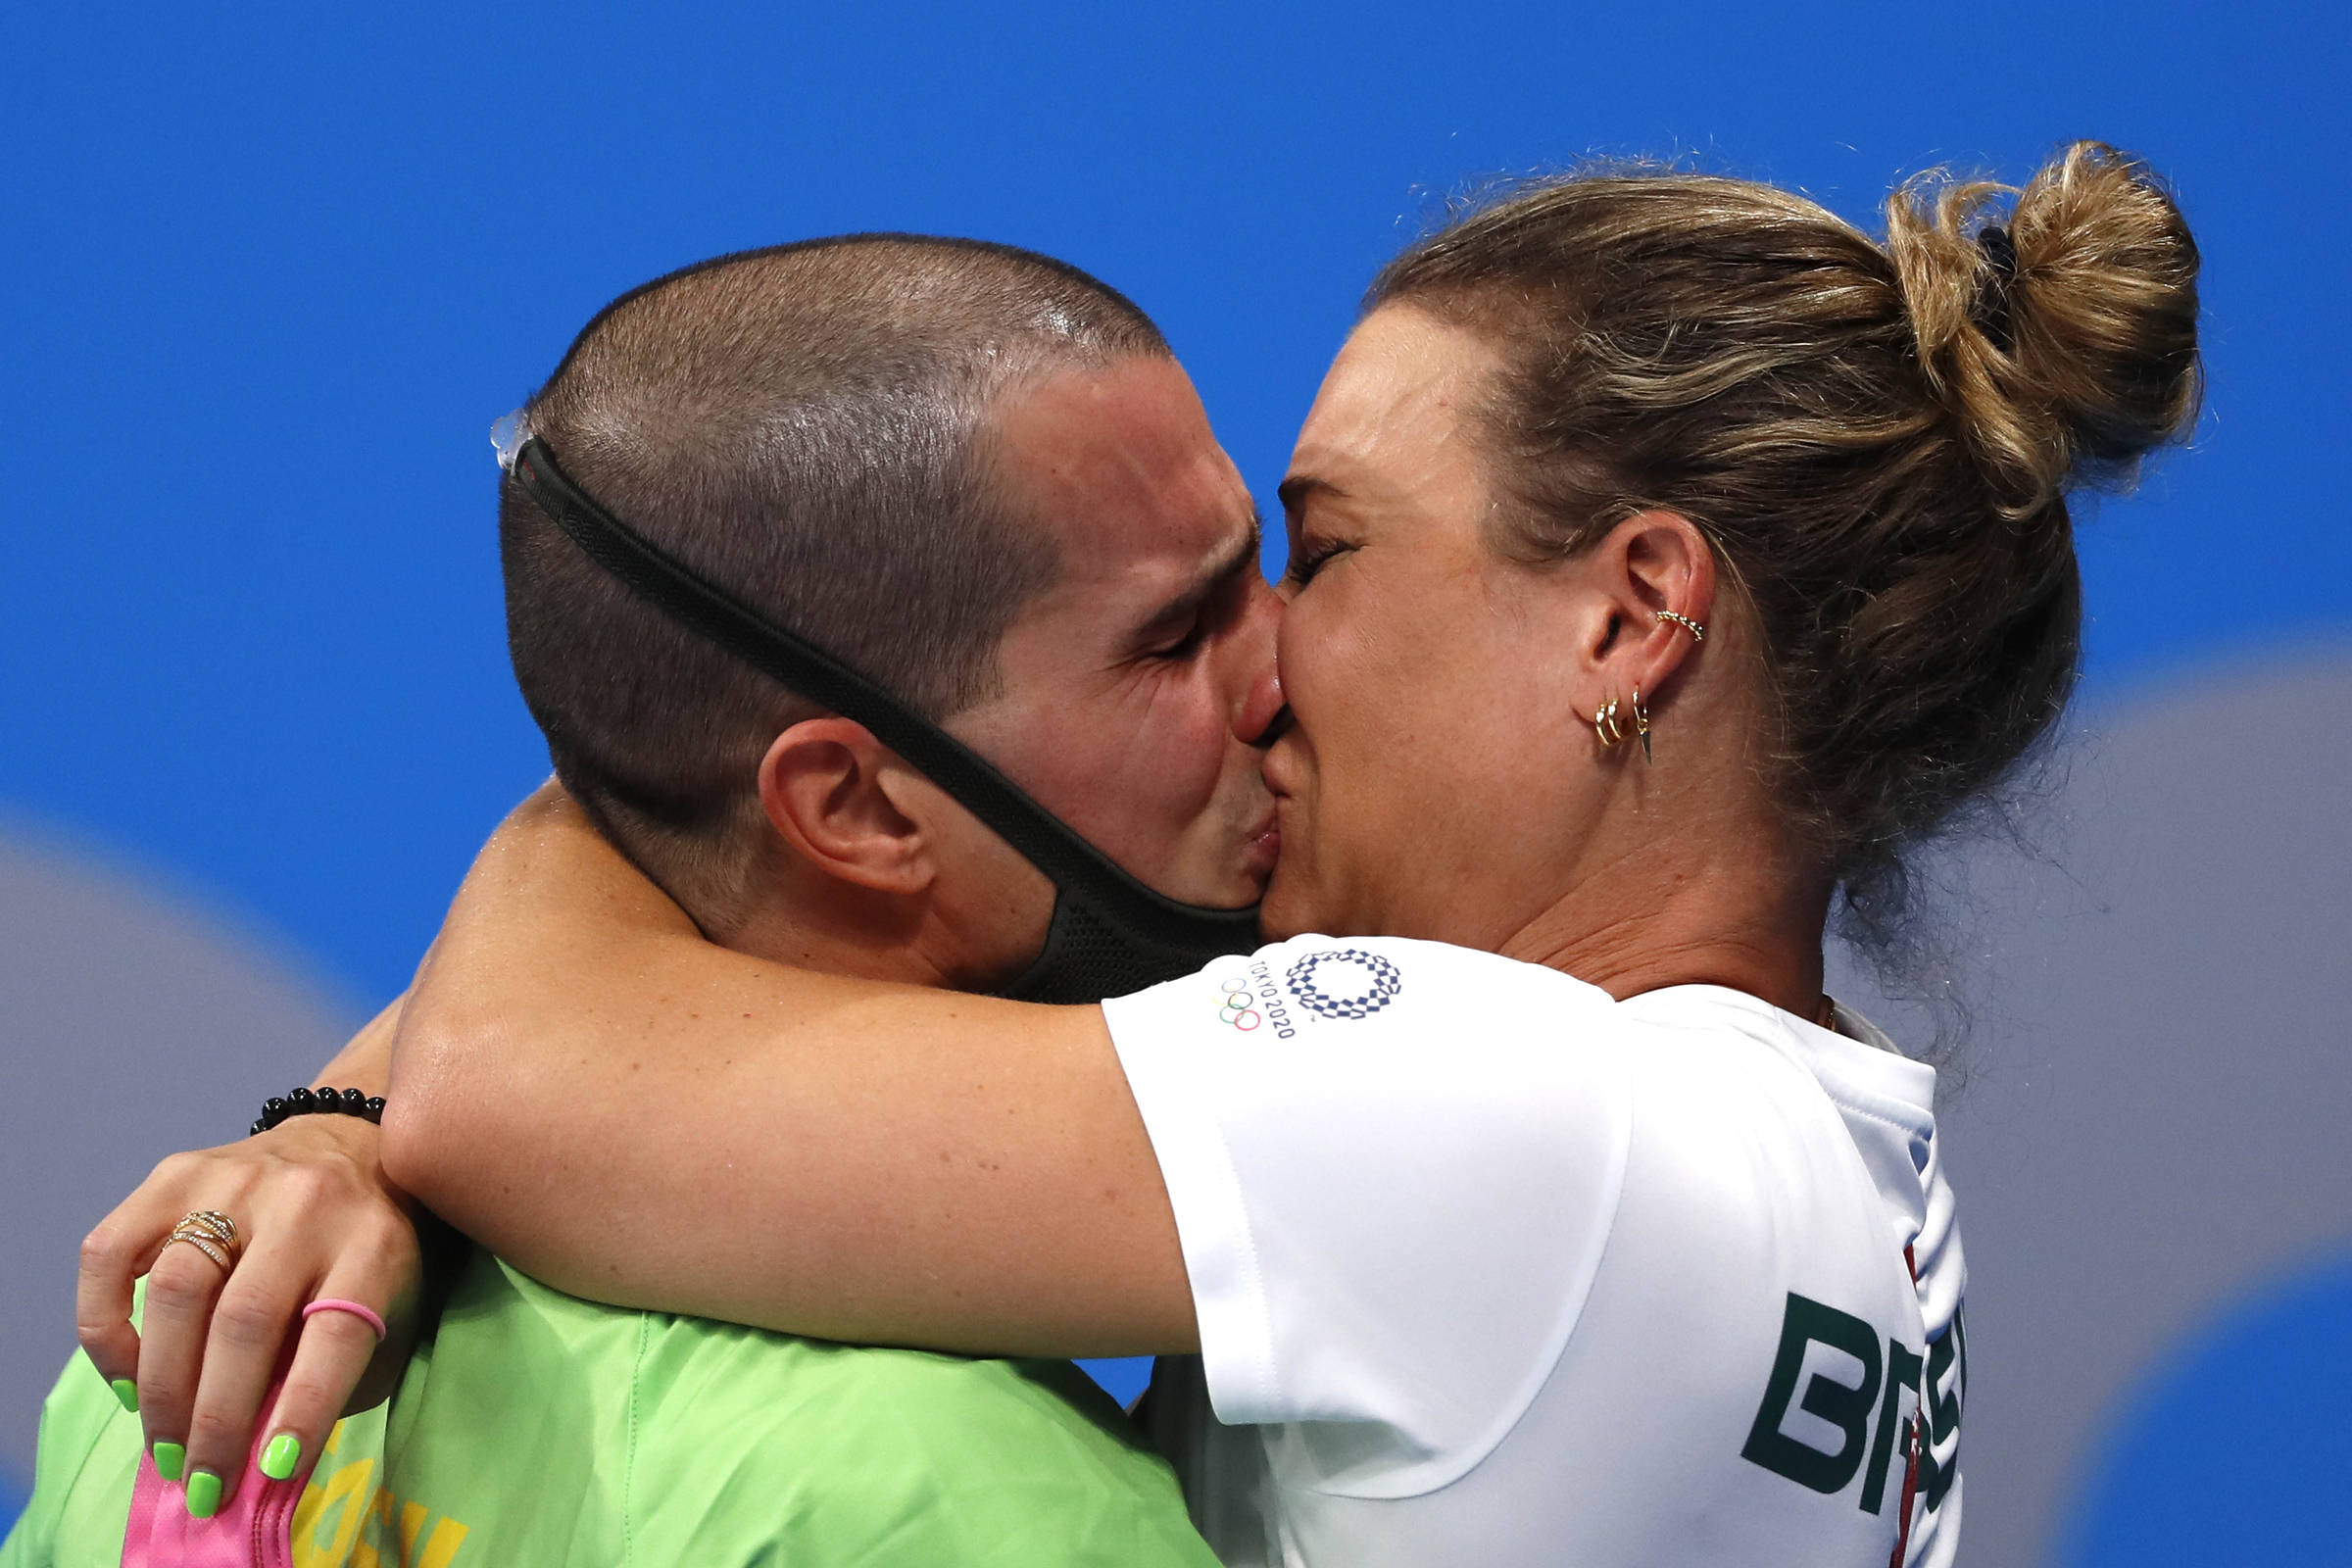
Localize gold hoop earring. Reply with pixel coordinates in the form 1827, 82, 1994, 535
1594, 697, 1628, 750
1655, 610, 1706, 642
1598, 691, 1655, 760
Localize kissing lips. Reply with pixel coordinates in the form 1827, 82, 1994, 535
1244, 811, 1282, 881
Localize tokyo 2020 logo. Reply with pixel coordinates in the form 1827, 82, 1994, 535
1215, 975, 1262, 1030
1284, 949, 1403, 1019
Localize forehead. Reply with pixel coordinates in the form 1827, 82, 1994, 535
990, 355, 1250, 584
1288, 305, 1503, 509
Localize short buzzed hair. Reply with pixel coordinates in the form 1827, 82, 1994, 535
501, 235, 1170, 933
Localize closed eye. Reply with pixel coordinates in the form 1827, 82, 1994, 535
1147, 618, 1207, 661
1283, 536, 1355, 590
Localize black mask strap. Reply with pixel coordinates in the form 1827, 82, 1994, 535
509, 435, 1260, 1001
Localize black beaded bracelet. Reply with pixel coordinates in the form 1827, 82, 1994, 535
250, 1086, 387, 1137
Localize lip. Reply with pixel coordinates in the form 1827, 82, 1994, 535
1243, 809, 1282, 880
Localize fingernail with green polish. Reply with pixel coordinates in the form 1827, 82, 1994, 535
185, 1469, 221, 1519
152, 1441, 184, 1483
110, 1378, 138, 1413
261, 1433, 302, 1481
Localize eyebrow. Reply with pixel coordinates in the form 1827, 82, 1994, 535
1277, 474, 1339, 518
1131, 511, 1263, 642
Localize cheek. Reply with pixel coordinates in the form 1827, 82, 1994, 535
1123, 684, 1231, 809
1285, 567, 1472, 774
1277, 568, 1565, 930
1009, 676, 1231, 869
1277, 580, 1456, 875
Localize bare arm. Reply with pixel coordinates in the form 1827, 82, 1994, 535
315, 995, 398, 1092
382, 786, 1197, 1357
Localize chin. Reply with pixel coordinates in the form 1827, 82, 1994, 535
1257, 867, 1317, 943
1201, 856, 1275, 911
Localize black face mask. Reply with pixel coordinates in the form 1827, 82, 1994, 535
508, 434, 1262, 1004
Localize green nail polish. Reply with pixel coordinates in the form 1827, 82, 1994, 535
185, 1469, 221, 1518
152, 1441, 184, 1483
261, 1433, 303, 1481
110, 1378, 139, 1414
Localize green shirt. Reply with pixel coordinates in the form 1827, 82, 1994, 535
0, 1252, 1216, 1567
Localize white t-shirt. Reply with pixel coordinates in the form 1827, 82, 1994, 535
1102, 936, 1965, 1568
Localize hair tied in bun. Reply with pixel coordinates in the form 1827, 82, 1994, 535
1975, 224, 2020, 355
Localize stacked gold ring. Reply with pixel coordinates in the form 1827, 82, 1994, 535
165, 1209, 240, 1273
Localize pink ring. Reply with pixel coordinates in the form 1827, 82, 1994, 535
302, 1298, 387, 1341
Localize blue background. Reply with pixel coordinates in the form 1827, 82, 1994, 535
2063, 1254, 2352, 1568
3, 2, 2346, 1558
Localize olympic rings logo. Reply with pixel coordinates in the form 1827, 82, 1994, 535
1215, 975, 1262, 1031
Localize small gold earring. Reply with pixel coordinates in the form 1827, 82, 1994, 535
1655, 610, 1706, 642
1595, 692, 1655, 757
1594, 697, 1628, 749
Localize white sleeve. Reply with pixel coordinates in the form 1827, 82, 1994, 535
1102, 936, 1636, 1492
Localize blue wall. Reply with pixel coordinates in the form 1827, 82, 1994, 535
4, 0, 2344, 1004
2064, 1254, 2352, 1567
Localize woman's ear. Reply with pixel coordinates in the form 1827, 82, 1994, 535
757, 718, 936, 896
1589, 509, 1718, 704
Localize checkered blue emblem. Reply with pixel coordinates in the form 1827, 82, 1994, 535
1284, 948, 1403, 1020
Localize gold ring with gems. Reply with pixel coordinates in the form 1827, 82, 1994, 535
165, 1210, 241, 1272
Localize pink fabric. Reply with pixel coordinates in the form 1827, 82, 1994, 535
301, 1298, 387, 1342
120, 1375, 311, 1568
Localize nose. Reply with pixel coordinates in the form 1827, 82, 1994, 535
1229, 579, 1287, 745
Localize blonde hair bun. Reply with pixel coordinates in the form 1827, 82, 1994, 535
1886, 141, 2203, 519
1371, 145, 2204, 962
